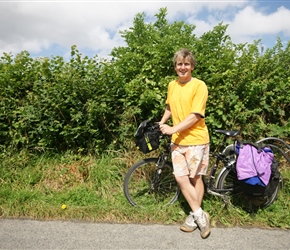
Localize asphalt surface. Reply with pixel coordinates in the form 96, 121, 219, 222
0, 219, 289, 249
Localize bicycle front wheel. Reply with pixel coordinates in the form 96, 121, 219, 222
123, 158, 180, 208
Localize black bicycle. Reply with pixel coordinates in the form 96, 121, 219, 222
123, 126, 290, 209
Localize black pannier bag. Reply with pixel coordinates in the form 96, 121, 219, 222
239, 158, 281, 198
135, 120, 161, 154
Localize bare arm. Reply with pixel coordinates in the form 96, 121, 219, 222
159, 105, 171, 124
160, 113, 201, 135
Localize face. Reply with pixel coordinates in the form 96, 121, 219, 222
174, 56, 194, 83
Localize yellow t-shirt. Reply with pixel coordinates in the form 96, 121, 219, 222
166, 78, 210, 146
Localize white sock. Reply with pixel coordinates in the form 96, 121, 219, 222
192, 208, 203, 217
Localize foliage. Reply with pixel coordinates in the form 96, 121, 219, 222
0, 7, 289, 154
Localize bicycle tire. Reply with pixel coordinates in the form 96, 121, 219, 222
256, 137, 290, 163
217, 167, 282, 209
123, 158, 180, 208
259, 176, 282, 208
215, 166, 243, 192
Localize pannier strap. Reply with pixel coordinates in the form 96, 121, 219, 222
238, 141, 263, 153
215, 130, 240, 137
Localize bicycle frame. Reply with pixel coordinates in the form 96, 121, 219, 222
205, 130, 240, 200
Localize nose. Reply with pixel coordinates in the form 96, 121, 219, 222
179, 63, 184, 69
181, 64, 187, 70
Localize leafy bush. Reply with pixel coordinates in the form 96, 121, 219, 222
0, 8, 289, 155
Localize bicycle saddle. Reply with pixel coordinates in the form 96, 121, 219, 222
215, 130, 240, 137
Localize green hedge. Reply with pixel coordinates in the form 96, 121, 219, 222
0, 8, 289, 154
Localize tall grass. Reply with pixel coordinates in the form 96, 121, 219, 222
0, 149, 289, 229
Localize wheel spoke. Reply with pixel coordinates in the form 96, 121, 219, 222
123, 158, 180, 207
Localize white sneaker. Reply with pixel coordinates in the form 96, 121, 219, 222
180, 214, 198, 232
194, 211, 211, 239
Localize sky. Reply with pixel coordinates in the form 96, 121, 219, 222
1, 0, 290, 60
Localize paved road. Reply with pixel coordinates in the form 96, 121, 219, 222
0, 219, 289, 249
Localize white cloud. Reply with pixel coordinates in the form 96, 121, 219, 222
0, 1, 289, 59
229, 6, 290, 36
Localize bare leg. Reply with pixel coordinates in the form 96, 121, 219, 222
175, 175, 200, 212
190, 175, 204, 206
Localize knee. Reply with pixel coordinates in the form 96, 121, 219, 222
190, 175, 203, 186
175, 175, 183, 184
175, 175, 190, 188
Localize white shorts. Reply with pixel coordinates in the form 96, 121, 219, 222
171, 143, 210, 178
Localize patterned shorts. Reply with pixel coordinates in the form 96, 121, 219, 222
171, 143, 210, 178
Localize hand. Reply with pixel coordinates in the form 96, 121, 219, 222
159, 124, 174, 135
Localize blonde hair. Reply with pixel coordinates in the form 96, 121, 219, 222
173, 48, 196, 67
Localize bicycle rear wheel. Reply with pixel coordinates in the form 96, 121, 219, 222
257, 176, 282, 208
123, 158, 180, 208
216, 167, 246, 203
217, 168, 282, 209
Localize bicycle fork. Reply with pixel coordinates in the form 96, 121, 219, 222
150, 154, 168, 191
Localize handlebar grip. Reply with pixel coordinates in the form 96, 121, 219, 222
152, 123, 160, 130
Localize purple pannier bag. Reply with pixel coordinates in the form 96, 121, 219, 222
236, 143, 274, 186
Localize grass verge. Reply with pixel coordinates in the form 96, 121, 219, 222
0, 149, 289, 229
